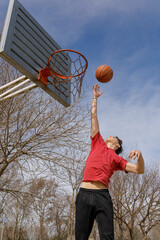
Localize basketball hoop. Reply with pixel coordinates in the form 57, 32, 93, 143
38, 49, 88, 103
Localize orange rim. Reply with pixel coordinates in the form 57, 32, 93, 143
48, 49, 88, 79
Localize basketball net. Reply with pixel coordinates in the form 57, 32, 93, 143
38, 49, 88, 104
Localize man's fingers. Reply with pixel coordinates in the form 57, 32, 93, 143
128, 150, 140, 159
93, 83, 98, 88
128, 151, 136, 158
93, 84, 103, 98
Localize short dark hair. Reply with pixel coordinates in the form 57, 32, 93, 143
115, 137, 123, 155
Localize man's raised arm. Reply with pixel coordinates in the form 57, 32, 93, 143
91, 84, 103, 138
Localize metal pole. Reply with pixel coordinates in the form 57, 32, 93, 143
0, 217, 5, 240
0, 75, 27, 91
0, 79, 31, 98
0, 83, 37, 101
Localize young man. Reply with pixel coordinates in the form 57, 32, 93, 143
75, 84, 144, 240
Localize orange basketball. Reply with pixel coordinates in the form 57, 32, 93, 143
95, 65, 113, 83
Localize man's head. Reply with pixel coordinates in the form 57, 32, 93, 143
106, 136, 123, 155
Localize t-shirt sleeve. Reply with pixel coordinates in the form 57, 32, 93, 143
114, 154, 128, 171
90, 132, 106, 148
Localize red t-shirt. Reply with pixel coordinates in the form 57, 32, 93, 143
82, 132, 128, 188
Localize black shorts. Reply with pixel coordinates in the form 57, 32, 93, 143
75, 188, 114, 240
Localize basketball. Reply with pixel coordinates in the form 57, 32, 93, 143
95, 65, 113, 83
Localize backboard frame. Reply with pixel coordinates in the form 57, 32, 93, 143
0, 0, 71, 107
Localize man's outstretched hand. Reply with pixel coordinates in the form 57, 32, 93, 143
93, 84, 103, 99
128, 150, 142, 160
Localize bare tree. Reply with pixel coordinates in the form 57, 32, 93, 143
28, 177, 58, 240
110, 164, 160, 240
0, 59, 89, 189
0, 59, 90, 239
1, 179, 31, 240
138, 166, 160, 240
62, 149, 88, 239
44, 147, 90, 239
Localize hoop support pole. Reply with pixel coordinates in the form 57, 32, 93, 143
0, 75, 28, 92
0, 79, 32, 98
0, 84, 37, 101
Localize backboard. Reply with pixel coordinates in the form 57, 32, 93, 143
0, 0, 71, 107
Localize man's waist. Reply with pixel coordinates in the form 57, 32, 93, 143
81, 181, 107, 189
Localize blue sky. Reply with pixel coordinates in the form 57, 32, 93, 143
1, 0, 160, 166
